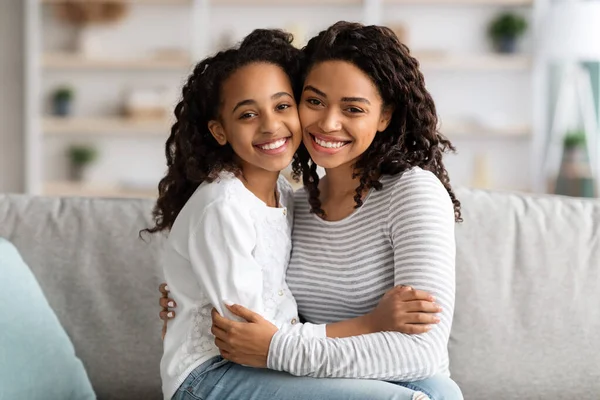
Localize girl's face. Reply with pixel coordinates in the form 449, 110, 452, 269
298, 60, 392, 170
208, 62, 302, 174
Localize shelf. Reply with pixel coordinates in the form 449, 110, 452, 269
386, 0, 533, 5
42, 0, 531, 4
212, 0, 361, 5
43, 181, 157, 199
44, 117, 171, 136
43, 53, 191, 70
415, 53, 531, 71
42, 0, 191, 4
442, 124, 531, 138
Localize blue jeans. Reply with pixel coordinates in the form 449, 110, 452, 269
172, 357, 463, 400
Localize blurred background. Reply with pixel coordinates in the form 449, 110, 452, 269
0, 0, 598, 199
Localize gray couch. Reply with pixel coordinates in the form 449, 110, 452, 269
0, 188, 598, 400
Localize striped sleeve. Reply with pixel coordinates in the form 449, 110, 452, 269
266, 169, 456, 381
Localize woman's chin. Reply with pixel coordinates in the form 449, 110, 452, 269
306, 153, 350, 170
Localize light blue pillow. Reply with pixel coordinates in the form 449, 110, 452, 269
0, 238, 96, 400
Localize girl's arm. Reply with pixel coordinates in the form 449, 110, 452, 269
188, 200, 325, 339
267, 171, 456, 381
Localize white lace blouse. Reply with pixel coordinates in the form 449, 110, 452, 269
160, 173, 326, 399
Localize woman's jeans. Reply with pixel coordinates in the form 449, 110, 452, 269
172, 357, 463, 400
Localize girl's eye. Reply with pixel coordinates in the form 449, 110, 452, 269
306, 98, 323, 106
240, 112, 257, 120
276, 103, 291, 111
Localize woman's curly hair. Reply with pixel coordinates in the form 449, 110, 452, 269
292, 21, 462, 222
145, 29, 302, 234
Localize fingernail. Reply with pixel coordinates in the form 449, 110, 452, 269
168, 301, 175, 308
223, 299, 234, 306
167, 311, 174, 318
164, 285, 169, 291
435, 317, 441, 323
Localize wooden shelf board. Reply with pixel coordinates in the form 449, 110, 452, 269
415, 53, 531, 71
442, 124, 531, 138
212, 0, 361, 5
42, 0, 191, 4
44, 117, 171, 135
43, 53, 191, 70
386, 0, 533, 5
43, 181, 157, 199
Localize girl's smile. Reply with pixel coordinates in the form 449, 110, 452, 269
253, 136, 293, 155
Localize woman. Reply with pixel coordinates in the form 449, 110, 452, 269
160, 21, 462, 400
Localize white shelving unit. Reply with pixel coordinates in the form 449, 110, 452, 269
25, 0, 547, 198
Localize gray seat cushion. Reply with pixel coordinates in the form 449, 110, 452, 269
450, 189, 600, 399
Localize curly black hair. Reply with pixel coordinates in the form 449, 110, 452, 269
292, 21, 462, 222
145, 29, 303, 234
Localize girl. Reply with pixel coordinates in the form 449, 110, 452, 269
149, 28, 443, 400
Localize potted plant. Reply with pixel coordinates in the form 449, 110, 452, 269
555, 130, 595, 198
52, 86, 74, 117
488, 12, 528, 54
67, 144, 98, 182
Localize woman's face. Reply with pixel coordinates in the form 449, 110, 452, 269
208, 62, 302, 174
298, 60, 392, 170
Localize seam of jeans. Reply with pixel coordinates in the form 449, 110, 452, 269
402, 383, 435, 400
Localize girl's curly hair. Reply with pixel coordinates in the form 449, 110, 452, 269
292, 21, 462, 222
145, 29, 302, 234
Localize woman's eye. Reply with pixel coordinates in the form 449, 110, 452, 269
346, 107, 364, 114
276, 103, 291, 111
307, 98, 323, 106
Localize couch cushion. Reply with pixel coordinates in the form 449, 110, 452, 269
0, 237, 96, 400
451, 188, 600, 400
0, 195, 165, 400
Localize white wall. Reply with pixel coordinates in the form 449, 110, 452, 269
0, 0, 24, 193
39, 3, 535, 192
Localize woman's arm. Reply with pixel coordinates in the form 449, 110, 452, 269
267, 171, 456, 381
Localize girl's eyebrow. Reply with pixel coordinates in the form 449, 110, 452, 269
232, 92, 293, 114
304, 85, 370, 105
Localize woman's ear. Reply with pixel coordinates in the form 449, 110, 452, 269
377, 106, 394, 132
208, 120, 227, 145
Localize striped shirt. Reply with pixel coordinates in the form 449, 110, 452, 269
266, 167, 456, 381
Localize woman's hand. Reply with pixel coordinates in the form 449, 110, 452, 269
365, 285, 441, 334
211, 304, 278, 368
159, 283, 177, 340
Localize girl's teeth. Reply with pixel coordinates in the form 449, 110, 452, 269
315, 137, 346, 149
260, 138, 286, 150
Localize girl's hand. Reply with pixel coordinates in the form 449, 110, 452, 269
159, 283, 177, 340
366, 285, 441, 334
211, 304, 278, 368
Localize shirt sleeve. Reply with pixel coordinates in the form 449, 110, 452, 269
266, 169, 456, 381
188, 200, 268, 323
188, 198, 327, 339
